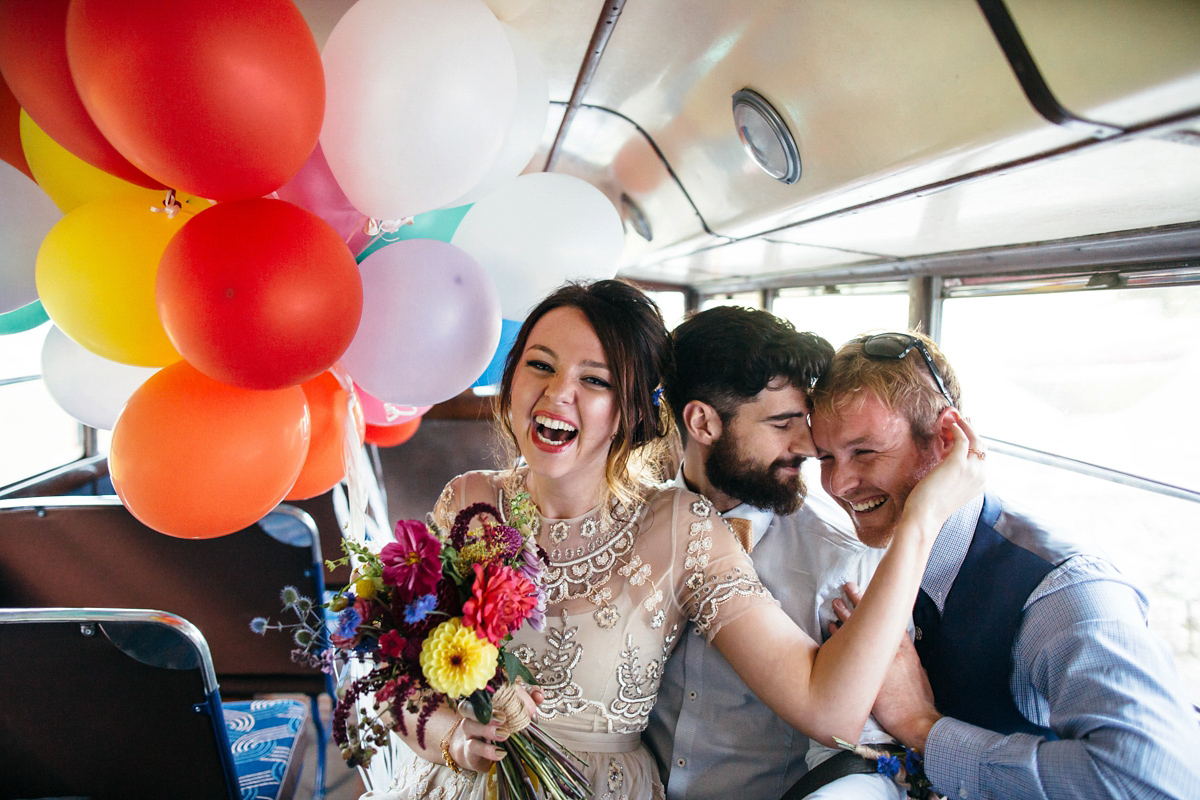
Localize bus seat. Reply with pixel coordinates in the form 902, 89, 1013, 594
0, 497, 335, 798
0, 607, 309, 800
0, 497, 328, 696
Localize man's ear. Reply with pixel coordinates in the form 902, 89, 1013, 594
934, 407, 962, 458
681, 400, 723, 446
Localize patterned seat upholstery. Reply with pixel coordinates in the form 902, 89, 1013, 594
224, 698, 311, 800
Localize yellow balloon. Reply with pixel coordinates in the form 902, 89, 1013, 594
19, 110, 149, 212
36, 195, 199, 367
19, 112, 214, 214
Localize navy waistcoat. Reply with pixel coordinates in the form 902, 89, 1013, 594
913, 493, 1084, 738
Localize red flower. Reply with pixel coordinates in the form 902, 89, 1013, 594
381, 520, 442, 603
379, 629, 407, 659
462, 563, 538, 646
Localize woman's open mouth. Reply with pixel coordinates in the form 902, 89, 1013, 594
533, 413, 579, 448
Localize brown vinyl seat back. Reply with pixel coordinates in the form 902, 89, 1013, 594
0, 607, 240, 800
0, 497, 328, 697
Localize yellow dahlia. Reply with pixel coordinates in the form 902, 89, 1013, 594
419, 617, 499, 698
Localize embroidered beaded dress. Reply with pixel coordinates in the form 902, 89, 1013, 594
363, 469, 776, 800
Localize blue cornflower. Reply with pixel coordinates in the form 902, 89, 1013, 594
404, 593, 438, 624
876, 754, 901, 778
904, 748, 923, 774
335, 606, 363, 640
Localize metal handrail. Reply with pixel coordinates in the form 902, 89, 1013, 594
982, 436, 1200, 505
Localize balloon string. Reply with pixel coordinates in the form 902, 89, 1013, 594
360, 216, 415, 252
151, 189, 182, 219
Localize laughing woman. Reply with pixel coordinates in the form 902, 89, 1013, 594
365, 280, 984, 800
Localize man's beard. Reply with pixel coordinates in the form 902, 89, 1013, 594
705, 431, 806, 516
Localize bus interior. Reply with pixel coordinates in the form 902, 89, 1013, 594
2, 1, 1199, 798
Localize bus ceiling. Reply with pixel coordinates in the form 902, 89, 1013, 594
502, 0, 1200, 293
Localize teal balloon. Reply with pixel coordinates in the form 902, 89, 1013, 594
356, 204, 473, 263
0, 300, 49, 335
472, 318, 521, 388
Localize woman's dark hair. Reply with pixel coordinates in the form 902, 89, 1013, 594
496, 280, 673, 502
664, 305, 833, 435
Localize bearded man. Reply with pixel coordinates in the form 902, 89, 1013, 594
643, 306, 901, 800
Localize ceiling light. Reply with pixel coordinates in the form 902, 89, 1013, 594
732, 88, 801, 184
620, 193, 653, 241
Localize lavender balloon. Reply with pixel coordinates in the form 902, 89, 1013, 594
342, 239, 501, 407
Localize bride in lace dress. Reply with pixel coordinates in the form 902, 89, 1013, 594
363, 280, 984, 800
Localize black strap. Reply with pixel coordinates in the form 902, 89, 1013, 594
780, 750, 876, 800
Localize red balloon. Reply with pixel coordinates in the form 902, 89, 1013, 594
157, 198, 363, 390
0, 0, 160, 188
65, 0, 324, 200
286, 368, 366, 501
110, 361, 310, 539
0, 72, 30, 180
365, 418, 422, 448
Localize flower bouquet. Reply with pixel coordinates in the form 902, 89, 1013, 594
832, 737, 942, 800
254, 496, 589, 800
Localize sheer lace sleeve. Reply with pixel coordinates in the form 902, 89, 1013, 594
430, 471, 504, 532
654, 488, 776, 642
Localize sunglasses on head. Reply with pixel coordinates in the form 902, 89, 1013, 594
856, 332, 956, 409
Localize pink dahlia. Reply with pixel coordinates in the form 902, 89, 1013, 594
462, 563, 538, 646
381, 520, 443, 603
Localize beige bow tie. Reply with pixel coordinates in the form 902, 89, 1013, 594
725, 516, 754, 554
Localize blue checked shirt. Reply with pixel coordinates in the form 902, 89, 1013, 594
922, 499, 1200, 800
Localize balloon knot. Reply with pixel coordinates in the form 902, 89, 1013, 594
151, 189, 182, 219
365, 217, 412, 236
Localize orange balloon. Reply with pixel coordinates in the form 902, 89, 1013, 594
110, 361, 310, 538
286, 369, 366, 501
365, 417, 421, 448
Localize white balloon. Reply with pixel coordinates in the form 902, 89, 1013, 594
452, 172, 626, 319
320, 0, 518, 219
41, 325, 158, 430
442, 24, 549, 208
0, 162, 62, 313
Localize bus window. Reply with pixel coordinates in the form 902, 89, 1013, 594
940, 285, 1200, 491
0, 323, 85, 488
771, 284, 909, 348
941, 284, 1200, 704
983, 450, 1200, 705
700, 291, 761, 312
643, 289, 687, 330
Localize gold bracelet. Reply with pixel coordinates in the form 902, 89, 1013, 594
440, 716, 465, 774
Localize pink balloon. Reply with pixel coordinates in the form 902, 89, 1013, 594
274, 143, 371, 254
341, 239, 501, 407
355, 382, 430, 426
